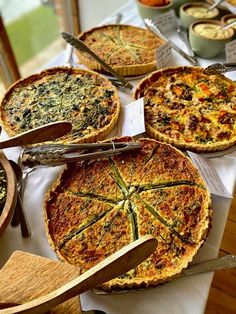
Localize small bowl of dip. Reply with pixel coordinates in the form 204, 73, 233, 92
172, 0, 199, 17
136, 0, 173, 20
221, 14, 236, 38
189, 20, 234, 58
180, 2, 219, 29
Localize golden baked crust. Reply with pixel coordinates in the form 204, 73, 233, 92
0, 67, 120, 144
44, 138, 212, 290
225, 0, 236, 5
76, 24, 164, 76
134, 66, 236, 152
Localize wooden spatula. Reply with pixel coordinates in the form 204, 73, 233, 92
0, 121, 72, 149
0, 235, 157, 314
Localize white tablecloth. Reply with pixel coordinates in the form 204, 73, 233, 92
0, 1, 236, 314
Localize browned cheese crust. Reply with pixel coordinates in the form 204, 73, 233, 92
44, 138, 212, 291
0, 67, 120, 144
76, 24, 164, 76
134, 66, 236, 152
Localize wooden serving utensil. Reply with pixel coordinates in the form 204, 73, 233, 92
0, 235, 157, 314
0, 121, 72, 149
0, 151, 17, 237
9, 160, 31, 238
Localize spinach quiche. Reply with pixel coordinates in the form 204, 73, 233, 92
44, 137, 212, 291
0, 67, 120, 143
76, 24, 164, 76
134, 66, 236, 152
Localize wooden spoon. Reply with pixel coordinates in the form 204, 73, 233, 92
0, 235, 157, 314
0, 151, 17, 237
9, 160, 31, 237
0, 121, 72, 149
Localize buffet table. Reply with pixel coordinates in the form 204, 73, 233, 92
0, 1, 236, 313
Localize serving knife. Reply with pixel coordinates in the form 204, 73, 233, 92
93, 254, 236, 294
144, 18, 198, 66
61, 32, 133, 90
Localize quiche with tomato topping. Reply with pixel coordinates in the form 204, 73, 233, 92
76, 24, 164, 76
134, 67, 236, 152
44, 138, 212, 291
0, 67, 120, 143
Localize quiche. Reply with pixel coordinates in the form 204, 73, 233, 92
0, 67, 120, 144
76, 24, 164, 76
134, 66, 236, 152
44, 138, 212, 291
221, 0, 236, 5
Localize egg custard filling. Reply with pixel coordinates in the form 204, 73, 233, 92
76, 24, 164, 76
45, 138, 212, 291
134, 67, 236, 152
0, 67, 120, 144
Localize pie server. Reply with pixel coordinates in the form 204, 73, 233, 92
93, 254, 236, 294
0, 121, 72, 149
0, 236, 157, 313
204, 62, 236, 75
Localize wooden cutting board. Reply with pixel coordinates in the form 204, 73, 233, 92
0, 251, 82, 313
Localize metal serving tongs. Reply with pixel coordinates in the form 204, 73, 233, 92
204, 62, 236, 75
61, 32, 133, 90
176, 24, 197, 62
144, 18, 198, 66
20, 141, 141, 167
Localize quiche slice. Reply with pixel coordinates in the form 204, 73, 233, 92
76, 24, 164, 76
44, 138, 212, 291
58, 202, 133, 270
111, 138, 205, 188
0, 67, 120, 144
134, 66, 236, 152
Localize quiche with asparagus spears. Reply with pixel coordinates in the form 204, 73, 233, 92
44, 137, 212, 291
76, 24, 164, 76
